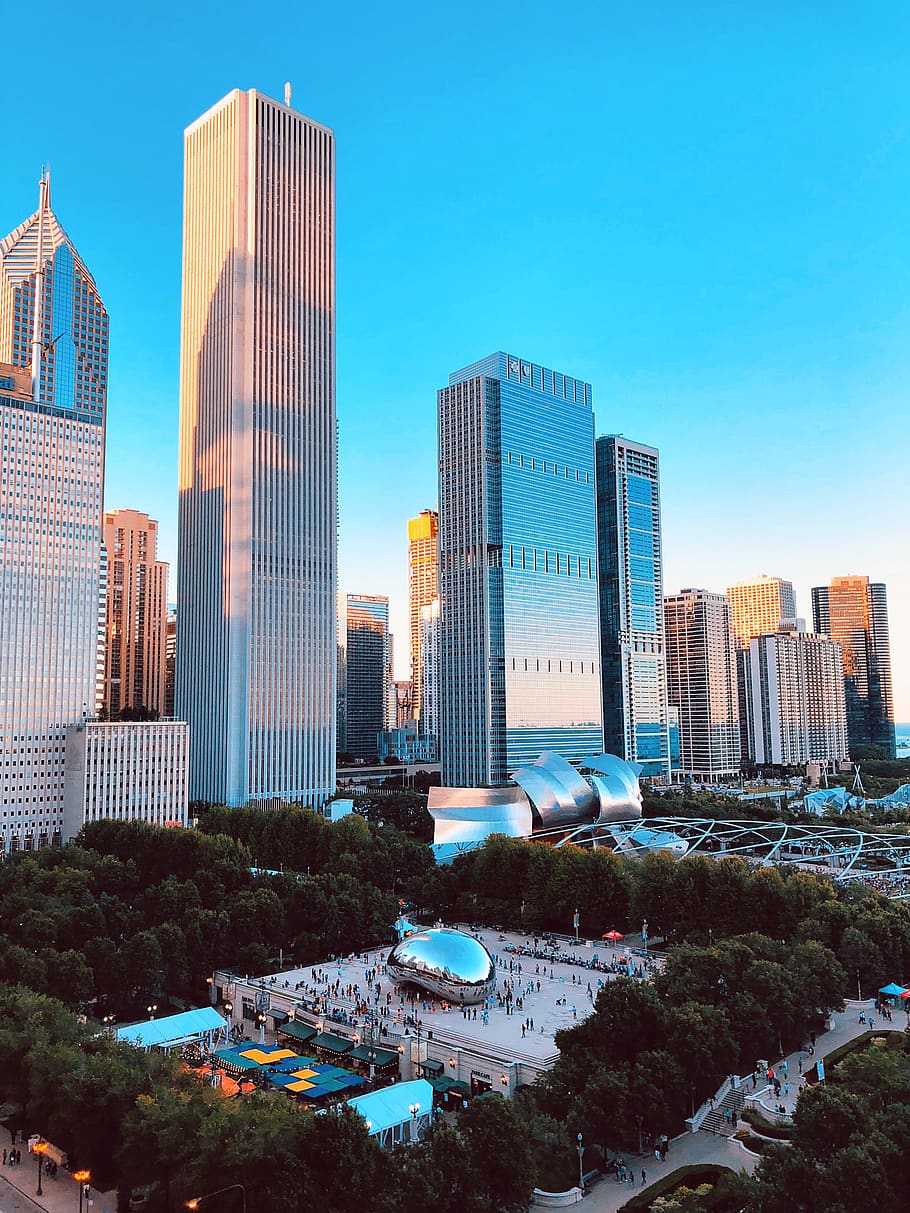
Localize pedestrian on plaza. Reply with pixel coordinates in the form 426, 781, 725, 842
654, 1145, 661, 1161
15, 1148, 20, 1165
641, 1170, 647, 1186
2, 1149, 6, 1166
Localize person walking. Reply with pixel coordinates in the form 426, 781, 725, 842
641, 1169, 647, 1186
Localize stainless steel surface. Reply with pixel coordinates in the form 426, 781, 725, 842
387, 927, 497, 1004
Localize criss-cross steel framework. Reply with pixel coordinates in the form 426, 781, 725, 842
547, 817, 910, 898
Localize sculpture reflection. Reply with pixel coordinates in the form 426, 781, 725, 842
387, 927, 496, 1005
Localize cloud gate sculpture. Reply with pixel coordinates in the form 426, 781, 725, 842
387, 927, 497, 1004
429, 751, 643, 861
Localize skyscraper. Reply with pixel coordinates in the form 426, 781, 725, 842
812, 576, 895, 757
408, 509, 438, 728
726, 574, 798, 765
745, 630, 848, 767
726, 575, 798, 647
663, 589, 740, 780
102, 509, 169, 719
340, 594, 391, 762
0, 174, 108, 850
595, 436, 670, 781
438, 353, 602, 787
419, 597, 440, 756
176, 88, 336, 806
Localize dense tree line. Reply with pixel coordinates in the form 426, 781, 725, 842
739, 1037, 910, 1211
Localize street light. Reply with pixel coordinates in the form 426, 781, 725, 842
147, 1004, 158, 1020
186, 1184, 247, 1213
101, 1014, 115, 1037
257, 1011, 267, 1045
73, 1169, 91, 1213
576, 1133, 585, 1191
33, 1140, 48, 1196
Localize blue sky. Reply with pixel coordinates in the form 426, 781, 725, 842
3, 1, 909, 716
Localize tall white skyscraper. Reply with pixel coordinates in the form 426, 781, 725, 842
177, 88, 336, 806
0, 174, 108, 849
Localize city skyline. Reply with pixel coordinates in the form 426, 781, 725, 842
3, 3, 908, 718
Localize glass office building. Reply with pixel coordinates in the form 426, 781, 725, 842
812, 576, 895, 758
339, 594, 391, 762
0, 174, 108, 850
595, 436, 670, 781
438, 352, 603, 787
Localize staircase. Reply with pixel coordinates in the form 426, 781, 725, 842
699, 1086, 746, 1137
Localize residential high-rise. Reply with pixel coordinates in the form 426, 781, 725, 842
726, 575, 797, 765
726, 575, 797, 647
102, 509, 169, 719
419, 597, 440, 756
745, 630, 848, 767
812, 576, 895, 757
176, 88, 336, 806
663, 589, 740, 780
408, 509, 438, 728
596, 436, 670, 781
341, 594, 391, 762
0, 174, 108, 850
438, 353, 603, 787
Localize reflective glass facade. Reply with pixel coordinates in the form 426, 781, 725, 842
812, 577, 895, 757
595, 436, 670, 780
340, 594, 391, 762
439, 352, 603, 787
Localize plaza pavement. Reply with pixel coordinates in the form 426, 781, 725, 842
0, 1168, 115, 1213
250, 923, 662, 1070
578, 997, 907, 1213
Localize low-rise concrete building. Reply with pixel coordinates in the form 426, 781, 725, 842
63, 720, 189, 838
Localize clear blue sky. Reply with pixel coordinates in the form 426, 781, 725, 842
3, 1, 908, 717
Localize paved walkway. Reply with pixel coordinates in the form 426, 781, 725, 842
578, 998, 906, 1212
0, 1166, 115, 1213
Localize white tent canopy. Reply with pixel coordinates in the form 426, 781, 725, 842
347, 1078, 434, 1147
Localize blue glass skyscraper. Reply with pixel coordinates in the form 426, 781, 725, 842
438, 352, 603, 787
595, 435, 670, 781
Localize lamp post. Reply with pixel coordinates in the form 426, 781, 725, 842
409, 1102, 421, 1142
147, 1003, 158, 1020
642, 919, 648, 954
576, 1133, 585, 1191
73, 1169, 91, 1213
186, 1184, 247, 1213
101, 1013, 115, 1038
33, 1140, 48, 1196
573, 908, 580, 942
257, 1011, 267, 1045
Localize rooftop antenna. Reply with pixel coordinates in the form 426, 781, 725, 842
284, 81, 292, 107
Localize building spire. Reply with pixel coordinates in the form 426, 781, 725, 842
29, 168, 51, 401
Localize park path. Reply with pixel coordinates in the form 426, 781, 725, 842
0, 1165, 115, 1213
579, 998, 905, 1212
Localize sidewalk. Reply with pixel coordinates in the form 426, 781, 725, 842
579, 998, 904, 1213
0, 1163, 116, 1213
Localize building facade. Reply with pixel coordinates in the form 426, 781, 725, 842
595, 436, 670, 781
663, 589, 740, 780
812, 576, 895, 757
176, 88, 336, 806
164, 608, 177, 719
419, 597, 440, 756
745, 630, 848, 767
341, 594, 391, 762
0, 175, 107, 853
408, 509, 438, 728
438, 353, 603, 787
63, 720, 189, 837
726, 575, 798, 766
102, 509, 169, 719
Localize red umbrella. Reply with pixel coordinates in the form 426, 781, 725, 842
602, 930, 624, 941
900, 990, 910, 999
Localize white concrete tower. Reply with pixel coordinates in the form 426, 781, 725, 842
177, 89, 337, 806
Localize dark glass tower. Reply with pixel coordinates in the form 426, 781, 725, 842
595, 436, 670, 780
812, 576, 895, 758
